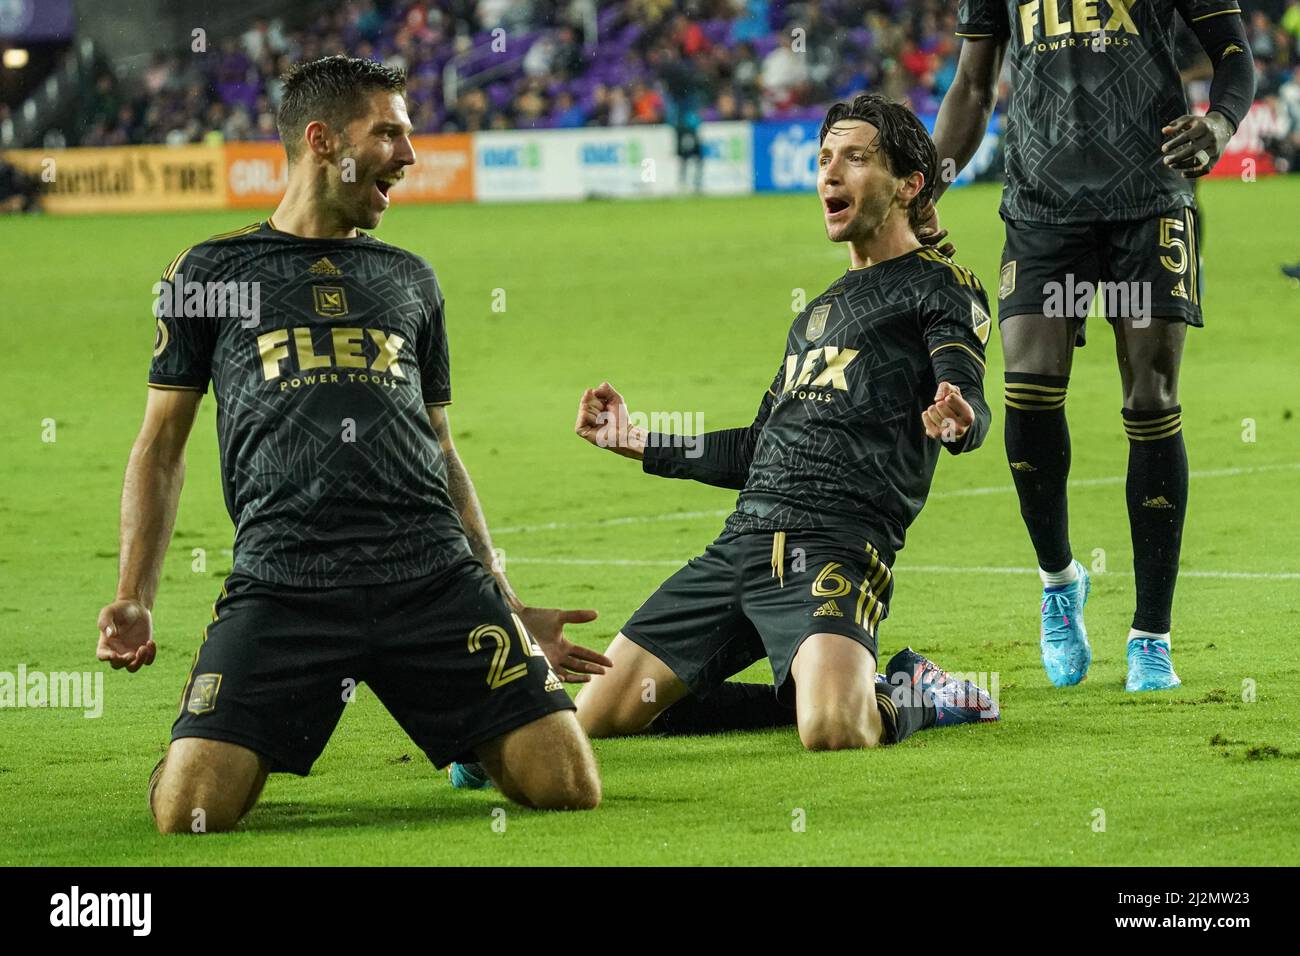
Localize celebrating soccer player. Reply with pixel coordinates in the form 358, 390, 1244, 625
94, 56, 611, 832
922, 0, 1256, 691
569, 95, 1000, 750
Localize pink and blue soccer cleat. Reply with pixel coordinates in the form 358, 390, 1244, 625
1040, 561, 1092, 687
1126, 637, 1181, 692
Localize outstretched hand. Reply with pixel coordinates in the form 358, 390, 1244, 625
516, 605, 613, 683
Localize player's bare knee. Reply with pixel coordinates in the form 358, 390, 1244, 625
151, 782, 244, 835
1123, 379, 1178, 411
150, 739, 266, 834
797, 709, 880, 751
532, 766, 602, 811
508, 753, 601, 811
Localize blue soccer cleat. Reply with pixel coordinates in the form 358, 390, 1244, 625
885, 648, 1000, 726
448, 760, 492, 790
1126, 638, 1181, 692
1040, 561, 1092, 687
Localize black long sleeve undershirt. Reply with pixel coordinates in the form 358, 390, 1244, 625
641, 388, 774, 488
931, 346, 990, 456
1188, 11, 1255, 132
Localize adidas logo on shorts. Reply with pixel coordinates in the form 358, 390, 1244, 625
813, 600, 843, 618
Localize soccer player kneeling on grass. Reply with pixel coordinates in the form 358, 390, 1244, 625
573, 95, 1001, 750
94, 56, 609, 833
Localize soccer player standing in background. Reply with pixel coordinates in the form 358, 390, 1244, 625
922, 0, 1256, 691
94, 56, 609, 831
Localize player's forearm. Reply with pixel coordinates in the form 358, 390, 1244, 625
1191, 14, 1254, 133
932, 58, 1000, 202
950, 387, 990, 454
444, 453, 520, 609
641, 426, 755, 489
115, 439, 186, 608
931, 354, 990, 455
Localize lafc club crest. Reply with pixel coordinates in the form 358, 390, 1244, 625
999, 261, 1017, 300
312, 285, 349, 317
806, 303, 832, 341
971, 300, 991, 345
187, 673, 222, 715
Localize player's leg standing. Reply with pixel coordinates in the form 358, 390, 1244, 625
1106, 209, 1199, 691
997, 221, 1095, 686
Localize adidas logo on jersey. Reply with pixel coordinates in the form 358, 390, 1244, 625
308, 257, 342, 276
1142, 496, 1174, 509
813, 600, 844, 618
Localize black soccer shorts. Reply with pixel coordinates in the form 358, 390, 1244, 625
170, 559, 572, 774
997, 206, 1204, 346
620, 529, 894, 702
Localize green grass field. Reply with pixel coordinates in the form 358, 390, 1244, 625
2, 179, 1298, 866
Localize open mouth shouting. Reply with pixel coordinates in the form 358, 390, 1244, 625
823, 194, 852, 222
373, 172, 402, 207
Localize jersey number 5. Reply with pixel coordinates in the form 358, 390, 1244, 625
1158, 217, 1188, 275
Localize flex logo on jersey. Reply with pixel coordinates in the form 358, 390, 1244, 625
1016, 0, 1139, 46
256, 327, 407, 381
783, 346, 860, 396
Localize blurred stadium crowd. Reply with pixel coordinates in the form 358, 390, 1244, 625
37, 0, 1300, 166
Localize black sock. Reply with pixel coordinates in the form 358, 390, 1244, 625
1004, 373, 1073, 572
652, 682, 795, 735
1123, 406, 1188, 633
874, 679, 936, 745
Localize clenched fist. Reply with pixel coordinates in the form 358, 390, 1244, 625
575, 382, 646, 460
921, 381, 974, 443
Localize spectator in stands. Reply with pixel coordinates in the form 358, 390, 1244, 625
1283, 3, 1300, 54
1265, 63, 1300, 172
631, 80, 664, 123
1250, 10, 1279, 63
524, 33, 558, 78
760, 31, 809, 110
0, 153, 43, 214
58, 0, 1286, 145
477, 0, 515, 31
446, 87, 492, 132
730, 0, 769, 45
549, 26, 586, 78
607, 86, 632, 126
553, 91, 588, 127
513, 82, 550, 128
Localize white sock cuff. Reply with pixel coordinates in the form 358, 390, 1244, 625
1039, 561, 1079, 587
1128, 628, 1170, 646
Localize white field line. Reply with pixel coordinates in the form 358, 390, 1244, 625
502, 556, 1300, 581
492, 461, 1300, 535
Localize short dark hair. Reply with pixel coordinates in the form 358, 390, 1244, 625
819, 93, 937, 229
276, 56, 407, 160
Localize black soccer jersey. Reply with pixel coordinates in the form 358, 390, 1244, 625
956, 0, 1243, 223
644, 247, 992, 564
148, 220, 472, 587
